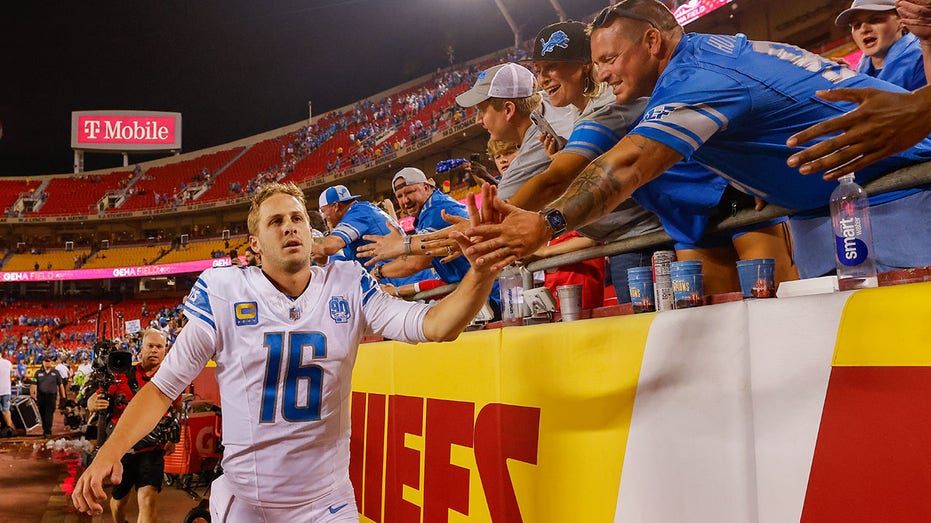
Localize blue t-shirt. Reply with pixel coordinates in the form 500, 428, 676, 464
414, 190, 471, 284
331, 200, 433, 287
857, 32, 927, 91
630, 33, 931, 211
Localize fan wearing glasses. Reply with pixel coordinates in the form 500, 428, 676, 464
464, 0, 931, 281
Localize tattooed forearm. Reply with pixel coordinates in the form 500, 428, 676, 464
554, 157, 625, 229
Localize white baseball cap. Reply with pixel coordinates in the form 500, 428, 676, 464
455, 63, 536, 108
318, 185, 360, 208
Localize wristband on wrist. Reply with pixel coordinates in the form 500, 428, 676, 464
403, 235, 413, 255
413, 282, 421, 293
372, 264, 384, 280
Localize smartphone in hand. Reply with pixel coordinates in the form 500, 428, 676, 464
530, 109, 564, 152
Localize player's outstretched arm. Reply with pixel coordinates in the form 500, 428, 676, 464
786, 86, 931, 178
71, 383, 173, 516
465, 135, 681, 271
421, 192, 501, 341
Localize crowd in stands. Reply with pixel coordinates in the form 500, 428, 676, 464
0, 299, 186, 383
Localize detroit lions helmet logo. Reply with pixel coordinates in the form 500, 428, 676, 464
329, 296, 351, 324
540, 30, 570, 55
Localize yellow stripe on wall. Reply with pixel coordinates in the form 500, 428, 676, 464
833, 282, 931, 366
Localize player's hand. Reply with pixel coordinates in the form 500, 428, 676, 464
309, 241, 328, 266
164, 441, 176, 456
462, 184, 550, 271
359, 221, 406, 266
420, 212, 471, 263
451, 191, 497, 279
786, 87, 931, 179
72, 451, 123, 516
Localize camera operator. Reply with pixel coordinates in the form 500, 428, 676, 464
86, 328, 179, 523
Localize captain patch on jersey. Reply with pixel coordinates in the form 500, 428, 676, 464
234, 301, 259, 326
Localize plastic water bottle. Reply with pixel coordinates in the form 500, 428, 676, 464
497, 265, 524, 327
830, 174, 878, 290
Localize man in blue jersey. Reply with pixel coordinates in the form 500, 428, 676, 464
312, 184, 434, 289
462, 0, 931, 278
356, 167, 501, 311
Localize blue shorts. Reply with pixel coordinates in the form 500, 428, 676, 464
789, 188, 931, 278
0, 394, 9, 412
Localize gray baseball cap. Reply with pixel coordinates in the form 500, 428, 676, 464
835, 0, 896, 26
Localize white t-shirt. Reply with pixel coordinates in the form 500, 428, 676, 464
153, 262, 432, 507
0, 358, 12, 396
55, 363, 71, 381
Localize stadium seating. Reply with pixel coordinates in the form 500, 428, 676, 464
3, 249, 89, 272
36, 171, 130, 216
80, 245, 168, 269
157, 237, 249, 264
198, 138, 286, 202
114, 148, 242, 212
0, 179, 42, 215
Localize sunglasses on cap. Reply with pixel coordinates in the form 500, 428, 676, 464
592, 1, 659, 30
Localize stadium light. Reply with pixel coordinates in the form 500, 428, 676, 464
547, 0, 567, 21
493, 0, 521, 48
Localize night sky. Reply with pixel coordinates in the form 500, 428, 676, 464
0, 0, 609, 177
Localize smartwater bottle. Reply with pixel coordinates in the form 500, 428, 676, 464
830, 174, 878, 290
498, 265, 524, 327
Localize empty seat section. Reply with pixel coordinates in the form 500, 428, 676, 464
81, 245, 167, 268
37, 171, 129, 215
114, 148, 241, 212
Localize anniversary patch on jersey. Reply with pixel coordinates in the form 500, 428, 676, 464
329, 296, 351, 324
234, 301, 259, 326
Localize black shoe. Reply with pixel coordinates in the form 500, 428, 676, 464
43, 432, 52, 438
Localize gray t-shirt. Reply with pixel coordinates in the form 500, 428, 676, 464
496, 99, 574, 201
562, 91, 664, 242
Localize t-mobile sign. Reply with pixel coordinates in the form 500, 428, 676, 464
71, 110, 182, 151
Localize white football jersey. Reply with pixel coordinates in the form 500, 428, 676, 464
152, 262, 432, 507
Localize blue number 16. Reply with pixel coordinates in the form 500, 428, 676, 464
260, 332, 326, 422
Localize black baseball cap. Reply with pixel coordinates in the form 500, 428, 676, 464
529, 21, 590, 63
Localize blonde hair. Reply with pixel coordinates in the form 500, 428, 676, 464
247, 182, 307, 236
487, 139, 519, 158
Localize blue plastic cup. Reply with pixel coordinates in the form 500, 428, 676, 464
736, 258, 776, 298
670, 260, 704, 309
626, 266, 655, 313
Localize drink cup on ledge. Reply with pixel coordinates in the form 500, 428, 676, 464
737, 258, 776, 298
556, 284, 583, 322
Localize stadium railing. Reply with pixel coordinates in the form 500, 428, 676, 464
411, 161, 931, 301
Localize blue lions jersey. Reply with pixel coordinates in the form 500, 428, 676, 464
414, 191, 471, 284
561, 94, 728, 246
631, 33, 931, 211
331, 200, 434, 287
